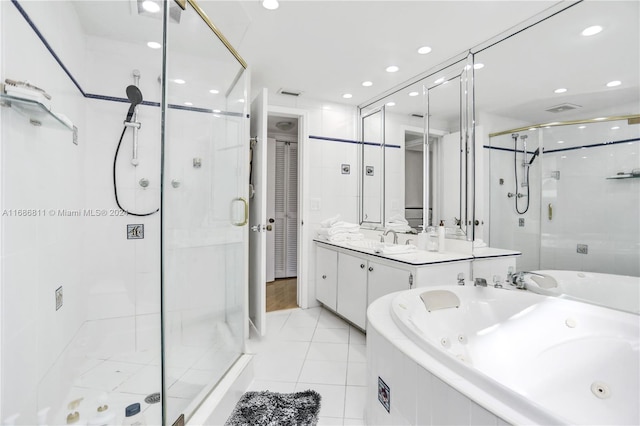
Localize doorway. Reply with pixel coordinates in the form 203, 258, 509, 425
266, 115, 299, 311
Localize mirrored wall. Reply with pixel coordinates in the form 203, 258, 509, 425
477, 0, 640, 275
0, 0, 249, 424
358, 1, 639, 280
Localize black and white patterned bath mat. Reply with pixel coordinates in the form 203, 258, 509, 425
225, 390, 321, 426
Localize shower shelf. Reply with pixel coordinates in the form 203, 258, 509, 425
0, 93, 77, 144
606, 173, 640, 180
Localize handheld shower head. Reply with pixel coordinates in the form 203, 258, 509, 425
528, 148, 540, 165
125, 85, 143, 122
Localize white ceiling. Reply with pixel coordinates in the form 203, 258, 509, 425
71, 1, 640, 126
209, 0, 639, 124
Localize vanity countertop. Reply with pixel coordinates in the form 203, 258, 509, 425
473, 247, 522, 259
314, 238, 474, 266
315, 238, 521, 266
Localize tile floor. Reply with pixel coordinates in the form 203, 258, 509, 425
245, 306, 367, 425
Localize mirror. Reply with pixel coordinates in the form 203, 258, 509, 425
358, 53, 476, 241
360, 106, 385, 225
475, 0, 640, 277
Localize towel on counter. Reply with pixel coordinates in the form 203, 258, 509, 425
320, 214, 341, 228
387, 214, 408, 225
385, 215, 412, 233
316, 221, 361, 236
323, 233, 365, 243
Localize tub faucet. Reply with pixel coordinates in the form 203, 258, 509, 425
381, 229, 398, 244
474, 277, 488, 287
457, 273, 465, 286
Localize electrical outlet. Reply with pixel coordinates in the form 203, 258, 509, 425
519, 218, 525, 227
577, 244, 588, 254
55, 286, 63, 310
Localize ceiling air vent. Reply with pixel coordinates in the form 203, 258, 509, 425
277, 88, 302, 97
545, 103, 582, 113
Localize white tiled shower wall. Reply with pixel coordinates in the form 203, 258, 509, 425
0, 1, 163, 421
486, 115, 640, 275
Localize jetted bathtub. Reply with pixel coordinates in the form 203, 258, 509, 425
366, 286, 639, 425
524, 270, 640, 314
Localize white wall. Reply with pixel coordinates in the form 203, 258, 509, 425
1, 1, 86, 422
0, 2, 166, 422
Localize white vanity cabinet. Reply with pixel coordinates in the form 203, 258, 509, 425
366, 260, 413, 307
315, 245, 338, 310
336, 252, 369, 329
314, 240, 520, 330
336, 252, 413, 330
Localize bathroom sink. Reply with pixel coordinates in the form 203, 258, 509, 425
347, 239, 417, 255
346, 239, 383, 251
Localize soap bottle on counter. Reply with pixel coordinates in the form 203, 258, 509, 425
438, 220, 445, 253
426, 226, 438, 251
416, 225, 428, 250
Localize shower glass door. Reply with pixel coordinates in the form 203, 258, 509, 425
161, 1, 248, 423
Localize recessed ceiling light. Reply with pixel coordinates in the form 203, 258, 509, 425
184, 102, 193, 106
554, 88, 567, 94
473, 63, 484, 70
362, 81, 373, 87
209, 89, 219, 94
417, 46, 432, 55
173, 79, 185, 84
342, 93, 353, 99
408, 91, 419, 97
386, 65, 399, 73
606, 80, 621, 87
262, 0, 279, 10
386, 102, 396, 107
142, 0, 160, 13
238, 99, 245, 103
611, 126, 620, 130
213, 109, 221, 113
578, 125, 586, 129
147, 41, 161, 49
557, 140, 564, 144
434, 77, 445, 84
581, 25, 602, 36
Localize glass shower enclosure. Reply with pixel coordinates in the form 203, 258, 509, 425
0, 0, 248, 424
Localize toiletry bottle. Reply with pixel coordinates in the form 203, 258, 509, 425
438, 220, 445, 252
417, 225, 428, 250
88, 394, 115, 426
426, 226, 438, 251
122, 403, 146, 426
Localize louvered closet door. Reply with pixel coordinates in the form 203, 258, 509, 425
274, 141, 298, 278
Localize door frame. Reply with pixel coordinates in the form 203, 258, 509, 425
267, 105, 309, 308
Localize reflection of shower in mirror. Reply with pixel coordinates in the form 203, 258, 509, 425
510, 133, 538, 214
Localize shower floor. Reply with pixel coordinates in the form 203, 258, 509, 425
46, 317, 240, 425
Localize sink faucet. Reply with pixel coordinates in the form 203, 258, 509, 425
474, 277, 488, 287
381, 229, 398, 244
510, 271, 545, 289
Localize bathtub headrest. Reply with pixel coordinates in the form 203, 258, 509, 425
420, 290, 460, 312
531, 274, 558, 289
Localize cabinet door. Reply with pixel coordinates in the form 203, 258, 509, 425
316, 246, 338, 310
367, 261, 412, 307
337, 252, 368, 329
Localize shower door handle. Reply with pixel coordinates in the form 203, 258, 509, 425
548, 203, 553, 221
231, 197, 249, 226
